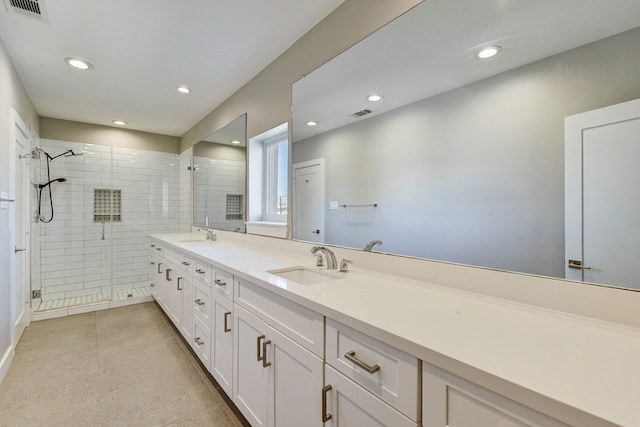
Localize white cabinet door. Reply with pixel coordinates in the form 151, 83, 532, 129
164, 261, 182, 328
179, 273, 192, 341
422, 363, 568, 427
324, 365, 417, 427
233, 305, 323, 427
211, 292, 234, 396
149, 252, 159, 300
234, 305, 270, 426
268, 323, 324, 427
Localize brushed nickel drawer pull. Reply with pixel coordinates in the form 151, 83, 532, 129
344, 350, 380, 374
195, 299, 205, 306
195, 337, 204, 346
157, 262, 163, 274
177, 277, 183, 291
214, 279, 226, 286
181, 261, 190, 266
165, 268, 172, 281
224, 312, 231, 332
322, 385, 332, 422
195, 269, 205, 275
257, 335, 266, 362
262, 339, 272, 368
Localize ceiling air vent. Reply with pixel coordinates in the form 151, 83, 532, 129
351, 109, 373, 118
3, 0, 48, 22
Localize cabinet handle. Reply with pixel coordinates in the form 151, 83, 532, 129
195, 337, 204, 346
150, 244, 156, 248
344, 350, 380, 374
195, 269, 205, 275
165, 268, 172, 281
224, 311, 231, 332
214, 279, 226, 286
150, 261, 155, 265
157, 262, 163, 274
182, 261, 190, 266
262, 339, 272, 368
150, 283, 155, 288
177, 277, 183, 291
195, 299, 205, 306
257, 335, 266, 362
322, 385, 332, 422
156, 247, 162, 251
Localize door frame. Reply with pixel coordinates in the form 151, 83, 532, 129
9, 108, 31, 346
564, 98, 640, 282
292, 158, 325, 242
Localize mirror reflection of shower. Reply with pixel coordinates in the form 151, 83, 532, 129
33, 147, 84, 223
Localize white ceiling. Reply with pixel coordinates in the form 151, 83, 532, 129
293, 0, 640, 142
0, 0, 344, 136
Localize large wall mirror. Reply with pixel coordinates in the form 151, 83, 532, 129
193, 114, 247, 232
291, 0, 640, 290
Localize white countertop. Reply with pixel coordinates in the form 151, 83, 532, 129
151, 232, 640, 426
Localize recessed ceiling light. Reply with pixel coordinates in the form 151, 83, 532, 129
113, 120, 127, 126
177, 86, 191, 94
368, 94, 383, 102
306, 121, 318, 126
64, 57, 93, 70
476, 46, 502, 59
231, 140, 241, 145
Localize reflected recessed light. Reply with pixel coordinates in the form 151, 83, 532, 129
177, 86, 191, 94
476, 46, 502, 59
368, 94, 383, 102
113, 120, 127, 126
64, 57, 93, 70
231, 140, 241, 145
306, 121, 318, 126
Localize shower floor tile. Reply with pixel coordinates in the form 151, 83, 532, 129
34, 286, 152, 312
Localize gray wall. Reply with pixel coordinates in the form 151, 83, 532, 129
293, 27, 640, 278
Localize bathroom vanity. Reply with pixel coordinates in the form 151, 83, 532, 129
149, 231, 639, 427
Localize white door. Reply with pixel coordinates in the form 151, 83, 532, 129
293, 159, 324, 243
9, 109, 30, 343
211, 294, 233, 397
565, 98, 640, 289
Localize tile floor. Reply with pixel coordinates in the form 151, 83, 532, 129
0, 302, 248, 426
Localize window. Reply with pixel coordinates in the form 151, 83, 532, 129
248, 122, 289, 232
264, 136, 288, 220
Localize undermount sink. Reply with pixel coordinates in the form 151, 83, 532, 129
179, 238, 211, 243
267, 266, 340, 285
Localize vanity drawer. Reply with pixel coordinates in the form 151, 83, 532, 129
194, 259, 212, 284
326, 318, 419, 421
193, 280, 212, 327
163, 246, 182, 264
212, 268, 233, 301
192, 316, 211, 370
234, 277, 324, 357
180, 253, 195, 274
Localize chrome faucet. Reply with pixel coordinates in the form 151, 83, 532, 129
206, 230, 217, 241
311, 246, 337, 270
363, 240, 383, 252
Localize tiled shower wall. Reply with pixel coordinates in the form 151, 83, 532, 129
32, 139, 182, 303
179, 148, 192, 231
193, 156, 245, 231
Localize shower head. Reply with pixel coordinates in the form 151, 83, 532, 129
63, 150, 84, 157
38, 178, 67, 188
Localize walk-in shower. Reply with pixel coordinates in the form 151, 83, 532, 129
30, 140, 185, 314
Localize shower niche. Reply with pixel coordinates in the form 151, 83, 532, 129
30, 139, 184, 312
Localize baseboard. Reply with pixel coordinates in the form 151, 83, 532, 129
0, 344, 15, 384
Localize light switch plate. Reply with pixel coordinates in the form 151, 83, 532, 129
329, 201, 339, 210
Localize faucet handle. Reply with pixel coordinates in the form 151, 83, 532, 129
339, 259, 353, 273
315, 253, 324, 267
